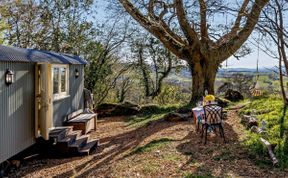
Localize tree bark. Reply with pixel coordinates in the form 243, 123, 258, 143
188, 56, 217, 104
189, 62, 204, 103
204, 65, 217, 95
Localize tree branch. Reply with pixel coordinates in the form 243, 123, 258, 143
199, 0, 209, 43
216, 0, 249, 46
118, 0, 187, 59
174, 0, 200, 46
214, 0, 269, 63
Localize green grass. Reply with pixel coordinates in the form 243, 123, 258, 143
239, 95, 286, 139
226, 98, 250, 108
239, 95, 288, 167
127, 104, 179, 128
129, 138, 174, 155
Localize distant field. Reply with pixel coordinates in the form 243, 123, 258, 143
165, 68, 285, 93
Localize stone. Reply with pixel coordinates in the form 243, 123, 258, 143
241, 115, 258, 128
96, 102, 140, 117
139, 104, 162, 114
248, 118, 259, 128
224, 89, 244, 102
250, 126, 259, 133
215, 97, 230, 108
164, 112, 190, 122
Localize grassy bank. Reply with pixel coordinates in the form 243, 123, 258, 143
239, 95, 288, 168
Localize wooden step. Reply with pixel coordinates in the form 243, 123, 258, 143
55, 130, 83, 153
49, 126, 73, 142
48, 126, 99, 156
66, 113, 97, 134
58, 130, 82, 144
68, 135, 89, 153
56, 130, 82, 149
79, 139, 99, 155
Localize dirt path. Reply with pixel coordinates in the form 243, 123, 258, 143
10, 111, 288, 178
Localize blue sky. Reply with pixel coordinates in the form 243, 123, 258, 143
225, 50, 277, 69
95, 1, 278, 69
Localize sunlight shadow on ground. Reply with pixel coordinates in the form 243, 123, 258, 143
10, 111, 288, 177
176, 122, 242, 177
56, 119, 186, 177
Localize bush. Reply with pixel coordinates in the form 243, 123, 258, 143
154, 85, 190, 105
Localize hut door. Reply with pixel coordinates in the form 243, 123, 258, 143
35, 63, 53, 140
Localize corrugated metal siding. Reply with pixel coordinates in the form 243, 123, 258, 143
53, 65, 84, 126
0, 62, 35, 163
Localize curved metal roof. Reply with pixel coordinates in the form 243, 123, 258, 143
0, 45, 87, 64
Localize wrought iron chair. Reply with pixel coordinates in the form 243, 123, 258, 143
202, 104, 226, 144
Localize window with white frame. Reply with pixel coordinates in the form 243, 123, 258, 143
52, 65, 69, 100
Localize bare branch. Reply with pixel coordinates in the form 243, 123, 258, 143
174, 0, 200, 46
118, 0, 187, 59
198, 0, 209, 43
215, 0, 269, 63
216, 0, 249, 46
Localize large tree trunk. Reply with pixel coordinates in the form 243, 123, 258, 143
188, 57, 218, 104
189, 62, 205, 103
204, 64, 217, 95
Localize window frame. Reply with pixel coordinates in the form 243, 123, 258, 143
52, 64, 69, 101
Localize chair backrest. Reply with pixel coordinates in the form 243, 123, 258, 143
203, 104, 223, 124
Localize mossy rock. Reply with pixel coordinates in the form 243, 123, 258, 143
163, 112, 190, 122
176, 107, 192, 114
139, 104, 162, 114
96, 103, 118, 110
215, 97, 230, 108
224, 89, 244, 102
121, 101, 140, 109
96, 102, 140, 117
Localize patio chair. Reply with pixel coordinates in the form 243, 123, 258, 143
202, 104, 226, 144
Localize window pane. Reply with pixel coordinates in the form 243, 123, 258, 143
53, 68, 59, 94
60, 68, 66, 92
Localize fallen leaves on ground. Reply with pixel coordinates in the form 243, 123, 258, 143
9, 112, 288, 178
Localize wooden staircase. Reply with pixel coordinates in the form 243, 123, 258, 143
49, 126, 99, 156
